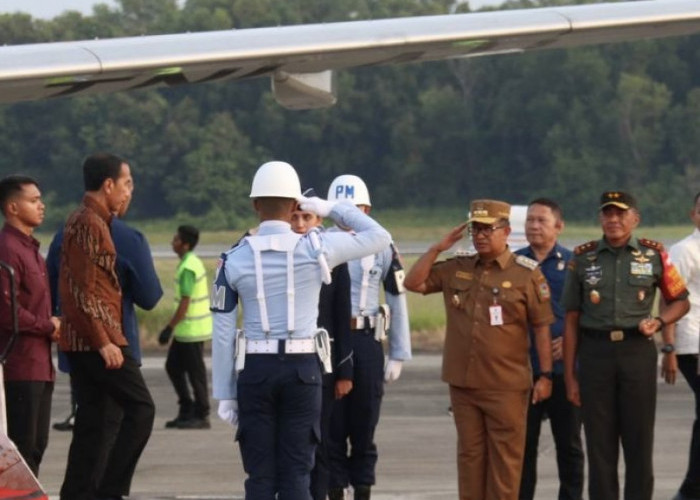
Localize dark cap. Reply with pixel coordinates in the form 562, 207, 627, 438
301, 187, 317, 197
467, 199, 511, 224
599, 191, 637, 211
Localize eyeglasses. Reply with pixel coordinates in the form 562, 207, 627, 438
469, 224, 507, 236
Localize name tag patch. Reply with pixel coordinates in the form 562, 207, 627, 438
630, 262, 653, 276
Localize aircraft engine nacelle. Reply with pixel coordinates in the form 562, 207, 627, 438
272, 70, 337, 110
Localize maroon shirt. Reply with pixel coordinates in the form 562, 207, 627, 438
0, 223, 55, 381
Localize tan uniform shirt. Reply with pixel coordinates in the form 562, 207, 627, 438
425, 249, 554, 391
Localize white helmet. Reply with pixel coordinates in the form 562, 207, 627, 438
327, 174, 371, 206
249, 161, 302, 199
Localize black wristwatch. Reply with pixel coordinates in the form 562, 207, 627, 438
660, 343, 675, 354
539, 371, 553, 380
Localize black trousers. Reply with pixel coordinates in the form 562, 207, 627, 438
5, 380, 53, 476
519, 373, 584, 500
578, 334, 657, 500
678, 354, 700, 497
311, 372, 335, 500
328, 329, 384, 489
165, 339, 210, 418
60, 348, 155, 500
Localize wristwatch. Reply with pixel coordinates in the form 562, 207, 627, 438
660, 343, 675, 354
539, 371, 553, 380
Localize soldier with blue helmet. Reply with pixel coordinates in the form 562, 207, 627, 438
211, 162, 391, 500
325, 174, 412, 500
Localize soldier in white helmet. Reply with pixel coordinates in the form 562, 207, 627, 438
211, 162, 391, 500
325, 174, 412, 500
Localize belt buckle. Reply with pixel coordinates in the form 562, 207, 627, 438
610, 330, 624, 342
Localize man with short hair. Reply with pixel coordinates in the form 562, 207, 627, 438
59, 153, 155, 500
159, 224, 213, 430
405, 199, 554, 500
516, 198, 584, 500
563, 191, 690, 500
0, 175, 60, 476
291, 196, 353, 500
663, 191, 700, 500
211, 161, 390, 499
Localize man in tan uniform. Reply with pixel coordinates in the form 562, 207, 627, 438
405, 199, 554, 500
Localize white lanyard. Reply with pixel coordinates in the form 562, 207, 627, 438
359, 254, 375, 315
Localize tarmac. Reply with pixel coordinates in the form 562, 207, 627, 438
37, 353, 695, 500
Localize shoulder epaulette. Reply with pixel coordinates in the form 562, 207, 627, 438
639, 238, 665, 252
515, 254, 538, 271
574, 240, 598, 255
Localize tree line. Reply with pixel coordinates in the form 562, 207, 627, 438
0, 0, 698, 230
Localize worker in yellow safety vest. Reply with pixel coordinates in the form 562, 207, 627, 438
159, 224, 213, 429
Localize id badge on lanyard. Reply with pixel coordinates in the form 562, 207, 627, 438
489, 287, 503, 326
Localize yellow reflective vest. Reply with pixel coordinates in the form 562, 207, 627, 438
173, 252, 212, 342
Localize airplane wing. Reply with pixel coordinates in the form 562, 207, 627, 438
0, 0, 698, 108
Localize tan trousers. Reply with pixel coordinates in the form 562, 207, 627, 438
449, 386, 529, 500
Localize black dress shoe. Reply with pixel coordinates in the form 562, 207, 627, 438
52, 414, 75, 431
176, 417, 211, 429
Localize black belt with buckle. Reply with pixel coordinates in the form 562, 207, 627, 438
581, 327, 641, 342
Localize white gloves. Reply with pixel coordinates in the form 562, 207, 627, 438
297, 196, 337, 218
217, 399, 238, 426
384, 359, 403, 383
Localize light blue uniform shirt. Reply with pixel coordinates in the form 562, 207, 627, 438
346, 244, 412, 361
211, 202, 391, 400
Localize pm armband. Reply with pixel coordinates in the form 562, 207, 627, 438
210, 253, 238, 313
383, 244, 406, 295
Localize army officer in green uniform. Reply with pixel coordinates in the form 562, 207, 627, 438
562, 191, 689, 500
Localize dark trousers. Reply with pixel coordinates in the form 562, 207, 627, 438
60, 348, 155, 500
328, 330, 384, 489
578, 334, 657, 500
5, 380, 53, 476
311, 372, 335, 500
519, 374, 584, 500
678, 354, 700, 497
165, 339, 210, 418
237, 353, 322, 500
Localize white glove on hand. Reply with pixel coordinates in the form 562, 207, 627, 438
384, 359, 403, 383
217, 399, 238, 426
297, 196, 337, 218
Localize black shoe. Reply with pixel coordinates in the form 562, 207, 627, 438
176, 417, 211, 429
354, 485, 371, 500
52, 414, 75, 431
165, 415, 187, 428
328, 487, 345, 500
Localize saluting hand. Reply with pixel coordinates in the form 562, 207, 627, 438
99, 343, 124, 369
297, 196, 337, 218
433, 223, 469, 253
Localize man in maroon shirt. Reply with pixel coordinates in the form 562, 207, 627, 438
0, 175, 60, 476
